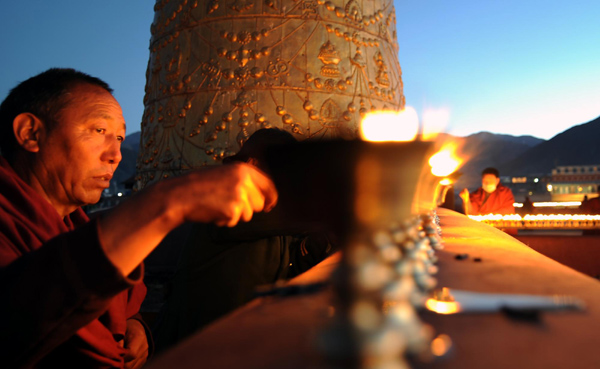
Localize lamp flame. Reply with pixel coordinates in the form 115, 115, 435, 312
469, 214, 600, 222
469, 213, 600, 229
428, 143, 462, 177
359, 106, 419, 142
425, 299, 461, 314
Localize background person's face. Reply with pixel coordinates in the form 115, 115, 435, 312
35, 84, 126, 212
481, 174, 500, 192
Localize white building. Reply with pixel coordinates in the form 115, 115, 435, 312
548, 165, 600, 201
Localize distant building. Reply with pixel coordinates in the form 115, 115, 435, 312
501, 174, 550, 202
548, 165, 600, 201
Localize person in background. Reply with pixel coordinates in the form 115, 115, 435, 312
460, 167, 515, 215
152, 128, 334, 353
580, 188, 600, 214
0, 68, 276, 368
523, 196, 534, 214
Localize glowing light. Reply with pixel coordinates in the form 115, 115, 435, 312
431, 334, 453, 357
547, 184, 553, 192
534, 178, 539, 183
359, 107, 419, 142
513, 203, 523, 208
469, 213, 600, 230
522, 214, 600, 221
533, 201, 581, 207
470, 214, 600, 221
469, 214, 523, 221
439, 178, 452, 186
429, 143, 462, 177
425, 299, 461, 314
117, 192, 123, 197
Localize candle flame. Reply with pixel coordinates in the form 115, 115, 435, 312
428, 143, 462, 177
359, 106, 419, 142
469, 214, 600, 221
425, 299, 461, 314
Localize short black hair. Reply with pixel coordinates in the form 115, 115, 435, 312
0, 68, 113, 162
481, 167, 499, 178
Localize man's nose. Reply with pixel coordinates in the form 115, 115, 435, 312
103, 138, 122, 165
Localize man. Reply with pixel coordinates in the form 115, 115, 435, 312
0, 68, 277, 368
152, 129, 334, 352
460, 167, 515, 215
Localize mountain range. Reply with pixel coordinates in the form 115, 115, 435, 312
111, 115, 600, 192
497, 115, 600, 176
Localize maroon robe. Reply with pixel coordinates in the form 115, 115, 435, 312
0, 156, 147, 368
469, 184, 515, 215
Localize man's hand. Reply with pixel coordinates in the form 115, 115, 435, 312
459, 188, 470, 203
123, 319, 148, 369
173, 163, 278, 227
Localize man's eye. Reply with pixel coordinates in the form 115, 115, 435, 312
96, 128, 106, 134
117, 136, 124, 142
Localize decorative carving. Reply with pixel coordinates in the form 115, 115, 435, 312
165, 43, 182, 83
318, 41, 341, 78
351, 47, 366, 68
345, 0, 362, 22
266, 60, 289, 77
229, 0, 253, 12
302, 1, 318, 18
140, 0, 404, 187
231, 91, 256, 108
374, 51, 390, 88
207, 0, 219, 14
319, 98, 342, 127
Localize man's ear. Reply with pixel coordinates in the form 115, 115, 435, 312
13, 113, 44, 153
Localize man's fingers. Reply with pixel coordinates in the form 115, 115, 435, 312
243, 176, 266, 212
246, 166, 278, 211
225, 204, 243, 227
238, 189, 255, 223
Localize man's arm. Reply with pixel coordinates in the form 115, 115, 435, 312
99, 163, 277, 277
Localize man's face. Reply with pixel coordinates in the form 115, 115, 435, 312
35, 83, 125, 212
481, 174, 500, 193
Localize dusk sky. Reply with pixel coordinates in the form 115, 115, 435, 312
0, 1, 598, 140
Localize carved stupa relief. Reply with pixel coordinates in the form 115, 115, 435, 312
139, 0, 405, 187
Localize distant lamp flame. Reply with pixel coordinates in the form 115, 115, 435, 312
533, 201, 581, 207
425, 299, 461, 314
359, 106, 419, 142
426, 287, 461, 314
469, 213, 600, 229
429, 143, 462, 177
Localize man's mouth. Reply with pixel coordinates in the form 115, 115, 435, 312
95, 173, 113, 182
